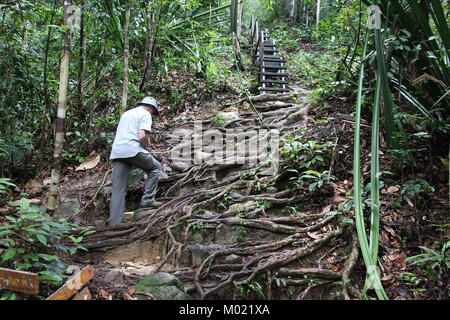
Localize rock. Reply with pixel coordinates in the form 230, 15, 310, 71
162, 164, 173, 173
204, 101, 216, 109
123, 211, 134, 222
194, 150, 213, 163
229, 201, 257, 214
199, 211, 220, 220
58, 198, 80, 217
215, 224, 235, 243
104, 269, 125, 286
217, 112, 240, 126
133, 273, 191, 300
266, 186, 278, 194
103, 239, 165, 265
122, 265, 156, 277
283, 110, 305, 126
132, 208, 152, 221
224, 254, 242, 264
159, 170, 169, 180
100, 186, 112, 198
93, 219, 106, 228
215, 111, 239, 121
190, 244, 210, 266
24, 178, 42, 194
170, 161, 191, 173
228, 191, 242, 200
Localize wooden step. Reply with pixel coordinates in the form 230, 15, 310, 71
262, 49, 279, 53
263, 55, 283, 59
263, 58, 286, 63
261, 72, 289, 77
259, 87, 290, 92
262, 64, 287, 69
260, 79, 290, 84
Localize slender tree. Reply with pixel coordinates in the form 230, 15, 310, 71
47, 0, 73, 211
140, 0, 161, 95
236, 0, 245, 38
39, 0, 58, 170
121, 0, 131, 115
77, 0, 86, 113
316, 0, 321, 26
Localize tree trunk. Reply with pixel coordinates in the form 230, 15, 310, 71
140, 0, 160, 95
316, 0, 321, 26
284, 0, 290, 18
284, 0, 297, 23
298, 0, 303, 24
121, 0, 130, 115
236, 0, 245, 38
77, 0, 86, 113
39, 0, 57, 170
230, 0, 238, 33
47, 0, 73, 211
290, 0, 297, 20
234, 32, 245, 71
305, 2, 309, 27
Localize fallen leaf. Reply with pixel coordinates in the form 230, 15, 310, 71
122, 292, 132, 300
99, 289, 109, 300
386, 185, 400, 194
307, 232, 321, 239
333, 195, 346, 203
383, 225, 396, 237
380, 231, 389, 245
24, 179, 42, 193
321, 204, 332, 214
14, 198, 41, 205
381, 274, 394, 282
76, 152, 101, 171
387, 254, 397, 261
406, 197, 414, 208
396, 252, 408, 269
329, 266, 340, 272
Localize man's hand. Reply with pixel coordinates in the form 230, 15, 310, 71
139, 129, 151, 151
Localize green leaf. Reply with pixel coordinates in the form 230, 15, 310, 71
36, 234, 47, 245
353, 28, 388, 300
37, 254, 59, 262
20, 198, 30, 211
1, 248, 17, 263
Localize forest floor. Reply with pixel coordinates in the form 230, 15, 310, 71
1, 32, 448, 301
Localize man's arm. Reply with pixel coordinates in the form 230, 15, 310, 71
139, 129, 151, 151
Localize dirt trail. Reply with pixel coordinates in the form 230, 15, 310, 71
69, 89, 363, 300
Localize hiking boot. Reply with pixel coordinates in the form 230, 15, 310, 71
141, 201, 162, 209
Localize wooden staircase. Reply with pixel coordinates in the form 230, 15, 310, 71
249, 15, 290, 94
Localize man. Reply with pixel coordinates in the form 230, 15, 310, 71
109, 96, 162, 225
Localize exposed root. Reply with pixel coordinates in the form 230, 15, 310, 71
74, 89, 365, 301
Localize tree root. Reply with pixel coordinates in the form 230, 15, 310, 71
73, 91, 366, 301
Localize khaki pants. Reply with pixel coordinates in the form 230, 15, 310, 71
109, 152, 161, 225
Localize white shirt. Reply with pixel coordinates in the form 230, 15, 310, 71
110, 106, 152, 160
